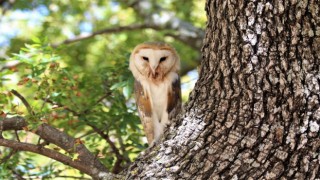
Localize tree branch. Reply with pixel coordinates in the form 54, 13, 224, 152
7, 91, 112, 177
0, 116, 27, 131
42, 94, 130, 173
0, 138, 114, 179
54, 176, 91, 180
129, 0, 204, 50
36, 124, 110, 177
52, 24, 160, 48
52, 7, 204, 51
0, 116, 111, 179
0, 0, 16, 23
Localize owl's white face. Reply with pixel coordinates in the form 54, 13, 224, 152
133, 48, 177, 80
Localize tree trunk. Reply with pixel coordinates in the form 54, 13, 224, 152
124, 0, 320, 179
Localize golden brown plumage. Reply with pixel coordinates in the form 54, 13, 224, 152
134, 80, 154, 144
167, 78, 181, 121
129, 42, 181, 145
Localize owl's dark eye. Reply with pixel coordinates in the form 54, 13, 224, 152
142, 56, 149, 61
160, 56, 167, 62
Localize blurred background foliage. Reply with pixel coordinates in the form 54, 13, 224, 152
0, 0, 205, 179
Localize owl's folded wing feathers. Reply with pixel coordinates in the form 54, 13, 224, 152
167, 77, 182, 120
134, 80, 154, 144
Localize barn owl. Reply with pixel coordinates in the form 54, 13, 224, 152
129, 42, 181, 145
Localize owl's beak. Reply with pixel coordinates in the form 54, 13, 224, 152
150, 66, 158, 78
150, 69, 156, 78
151, 68, 155, 75
150, 65, 157, 77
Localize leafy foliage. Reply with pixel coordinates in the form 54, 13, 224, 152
0, 0, 205, 178
0, 40, 143, 178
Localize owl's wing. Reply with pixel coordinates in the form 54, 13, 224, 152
134, 80, 154, 144
167, 76, 182, 120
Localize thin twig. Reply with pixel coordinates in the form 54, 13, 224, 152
37, 137, 49, 148
43, 98, 79, 115
40, 82, 52, 111
14, 130, 20, 142
43, 92, 111, 116
77, 130, 95, 139
83, 118, 129, 173
10, 168, 26, 180
85, 120, 121, 157
10, 89, 34, 115
0, 149, 17, 165
116, 133, 126, 154
82, 92, 111, 114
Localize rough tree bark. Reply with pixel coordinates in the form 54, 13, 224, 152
1, 0, 320, 179
124, 0, 320, 179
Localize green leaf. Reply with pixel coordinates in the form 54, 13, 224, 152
72, 153, 80, 161
31, 36, 41, 44
123, 85, 132, 99
110, 81, 126, 90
